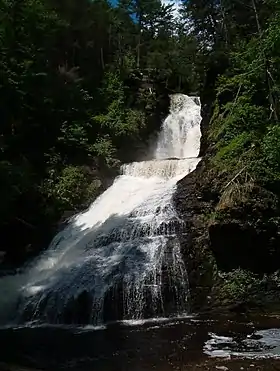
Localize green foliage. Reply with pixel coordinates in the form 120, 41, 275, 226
1, 0, 203, 264
262, 126, 280, 169
217, 269, 280, 310
257, 125, 280, 182
44, 166, 101, 213
93, 71, 146, 165
208, 0, 280, 188
2, 0, 280, 269
218, 269, 259, 303
213, 131, 255, 173
92, 136, 117, 166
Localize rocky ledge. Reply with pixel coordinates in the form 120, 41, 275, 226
175, 157, 280, 313
174, 93, 280, 314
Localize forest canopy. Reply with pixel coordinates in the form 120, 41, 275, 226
1, 0, 280, 265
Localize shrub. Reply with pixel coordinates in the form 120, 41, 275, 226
44, 165, 101, 214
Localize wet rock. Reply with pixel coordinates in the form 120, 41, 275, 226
174, 97, 280, 313
174, 161, 216, 311
174, 160, 280, 312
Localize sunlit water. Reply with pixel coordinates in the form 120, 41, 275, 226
1, 96, 280, 370
0, 94, 202, 326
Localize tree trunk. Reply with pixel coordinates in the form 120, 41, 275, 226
251, 0, 261, 34
100, 47, 105, 70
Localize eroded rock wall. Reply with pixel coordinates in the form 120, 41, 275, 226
175, 101, 280, 314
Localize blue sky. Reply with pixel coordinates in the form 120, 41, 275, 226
110, 0, 181, 12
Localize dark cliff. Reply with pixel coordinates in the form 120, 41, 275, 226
175, 100, 280, 314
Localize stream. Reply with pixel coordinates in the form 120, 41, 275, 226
1, 95, 280, 370
1, 314, 280, 370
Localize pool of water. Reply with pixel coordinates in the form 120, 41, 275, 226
1, 314, 280, 370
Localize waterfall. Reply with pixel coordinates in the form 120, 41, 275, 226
155, 95, 201, 159
0, 94, 202, 326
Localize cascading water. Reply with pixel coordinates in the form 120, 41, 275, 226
155, 95, 201, 159
0, 94, 202, 326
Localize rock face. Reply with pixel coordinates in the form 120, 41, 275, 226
174, 102, 280, 313
174, 161, 216, 311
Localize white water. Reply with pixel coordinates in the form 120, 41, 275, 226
0, 94, 202, 325
156, 95, 201, 159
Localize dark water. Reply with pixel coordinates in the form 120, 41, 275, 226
1, 314, 280, 371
